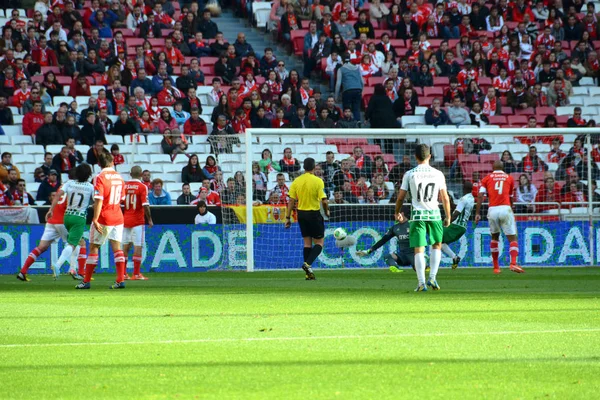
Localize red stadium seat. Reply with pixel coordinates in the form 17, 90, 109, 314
536, 106, 556, 115
326, 138, 347, 145
125, 38, 144, 47
362, 86, 375, 109
488, 116, 507, 125
514, 107, 535, 115
291, 30, 306, 57
200, 57, 219, 67
56, 76, 72, 86
480, 154, 499, 164
362, 144, 382, 154
41, 66, 61, 74
389, 39, 405, 48
479, 77, 492, 86
510, 116, 529, 125
347, 138, 368, 145
433, 77, 449, 87
367, 76, 386, 87
200, 66, 213, 75
443, 145, 456, 167
458, 154, 479, 164
337, 144, 354, 154
424, 87, 443, 97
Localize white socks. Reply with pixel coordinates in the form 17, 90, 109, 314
56, 245, 74, 270
414, 252, 426, 285
429, 248, 442, 281
69, 245, 80, 271
441, 243, 456, 259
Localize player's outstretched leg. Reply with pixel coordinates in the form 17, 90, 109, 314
52, 245, 75, 280
441, 244, 461, 269
18, 248, 42, 281
384, 254, 403, 273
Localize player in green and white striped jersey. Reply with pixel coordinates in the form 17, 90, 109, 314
49, 164, 94, 279
394, 144, 451, 292
441, 181, 475, 269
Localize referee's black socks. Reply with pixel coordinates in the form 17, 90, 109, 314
306, 245, 323, 266
303, 247, 311, 263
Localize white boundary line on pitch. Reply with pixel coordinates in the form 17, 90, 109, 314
1, 328, 600, 349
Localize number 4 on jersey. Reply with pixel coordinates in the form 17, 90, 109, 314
494, 180, 504, 194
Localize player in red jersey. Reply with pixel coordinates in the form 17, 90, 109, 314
76, 150, 127, 289
475, 161, 524, 274
122, 166, 153, 281
17, 187, 87, 281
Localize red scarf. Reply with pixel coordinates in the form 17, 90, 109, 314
287, 14, 297, 28
282, 157, 296, 166
483, 96, 497, 116
139, 120, 153, 131
97, 98, 108, 110
299, 87, 312, 105
308, 107, 318, 121
61, 156, 72, 172
355, 155, 364, 168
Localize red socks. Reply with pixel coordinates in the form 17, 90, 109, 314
510, 241, 519, 265
77, 246, 87, 275
133, 255, 142, 276
490, 240, 500, 270
21, 247, 42, 274
84, 255, 98, 283
114, 251, 126, 283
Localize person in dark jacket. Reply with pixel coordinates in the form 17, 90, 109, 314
51, 146, 78, 174
393, 87, 419, 120
176, 183, 195, 205
86, 140, 107, 165
36, 113, 64, 147
36, 170, 60, 204
290, 106, 313, 128
251, 106, 272, 128
181, 154, 206, 183
366, 84, 399, 154
424, 98, 450, 126
395, 12, 419, 40
0, 95, 14, 126
80, 112, 106, 146
112, 110, 138, 137
61, 115, 82, 143
214, 53, 236, 84
197, 9, 219, 39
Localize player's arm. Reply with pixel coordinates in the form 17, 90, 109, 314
394, 189, 408, 220
284, 197, 296, 229
46, 188, 63, 221
358, 229, 396, 256
144, 205, 153, 228
475, 189, 485, 224
440, 189, 451, 227
92, 198, 103, 233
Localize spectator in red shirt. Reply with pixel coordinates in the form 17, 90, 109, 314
183, 107, 207, 135
32, 37, 58, 66
157, 79, 183, 106
231, 108, 251, 134
22, 100, 45, 137
164, 37, 184, 66
535, 175, 561, 212
69, 75, 92, 97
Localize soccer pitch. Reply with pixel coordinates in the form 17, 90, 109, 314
1, 268, 599, 399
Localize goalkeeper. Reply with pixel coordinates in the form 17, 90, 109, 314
357, 213, 424, 272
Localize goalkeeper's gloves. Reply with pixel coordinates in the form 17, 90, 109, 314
357, 249, 372, 257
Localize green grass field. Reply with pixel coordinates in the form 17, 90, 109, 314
1, 268, 599, 399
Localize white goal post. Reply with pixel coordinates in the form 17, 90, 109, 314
242, 127, 600, 272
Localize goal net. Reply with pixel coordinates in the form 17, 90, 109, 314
217, 127, 600, 271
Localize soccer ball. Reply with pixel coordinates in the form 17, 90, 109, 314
333, 228, 347, 241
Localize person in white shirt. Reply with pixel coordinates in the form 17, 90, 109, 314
194, 200, 216, 225
326, 51, 343, 92
45, 21, 68, 42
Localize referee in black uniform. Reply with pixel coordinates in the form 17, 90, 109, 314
285, 157, 330, 280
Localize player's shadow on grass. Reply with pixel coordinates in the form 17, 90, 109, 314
0, 307, 596, 320
2, 356, 600, 371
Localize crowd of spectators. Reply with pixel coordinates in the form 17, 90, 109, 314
1, 0, 599, 210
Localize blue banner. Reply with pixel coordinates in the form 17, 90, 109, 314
0, 221, 594, 274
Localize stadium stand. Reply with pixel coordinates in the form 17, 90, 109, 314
0, 0, 599, 208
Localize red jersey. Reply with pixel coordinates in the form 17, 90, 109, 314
13, 89, 31, 108
93, 167, 125, 226
47, 187, 67, 224
480, 171, 514, 207
123, 180, 149, 228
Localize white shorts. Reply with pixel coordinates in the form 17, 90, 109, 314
40, 224, 68, 243
123, 225, 145, 246
487, 205, 517, 236
89, 224, 124, 245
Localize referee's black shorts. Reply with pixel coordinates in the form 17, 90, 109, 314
297, 210, 325, 239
